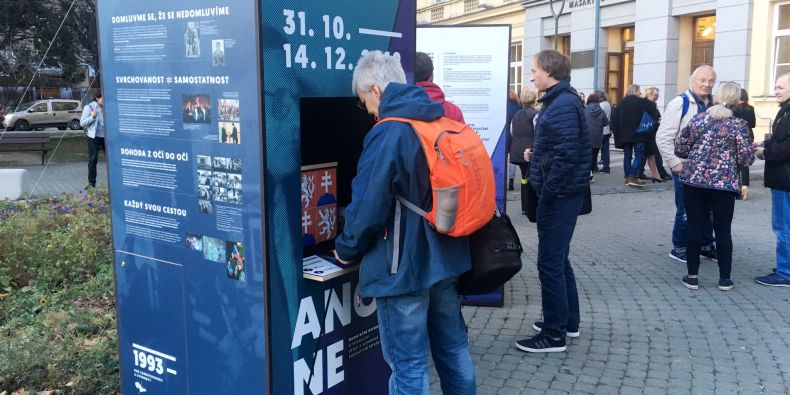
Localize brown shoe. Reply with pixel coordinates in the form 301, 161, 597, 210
626, 176, 645, 187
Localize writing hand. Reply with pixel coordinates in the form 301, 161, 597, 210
333, 249, 352, 265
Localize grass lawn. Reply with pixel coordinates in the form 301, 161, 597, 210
0, 132, 106, 166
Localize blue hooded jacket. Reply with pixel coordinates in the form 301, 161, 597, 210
334, 83, 471, 298
529, 80, 591, 200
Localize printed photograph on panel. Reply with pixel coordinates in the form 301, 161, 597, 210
203, 236, 226, 263
212, 40, 225, 66
183, 94, 212, 124
218, 122, 240, 144
218, 98, 239, 121
226, 241, 245, 281
184, 21, 201, 57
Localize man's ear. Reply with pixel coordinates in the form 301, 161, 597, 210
428, 73, 434, 83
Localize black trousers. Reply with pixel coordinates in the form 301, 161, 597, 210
683, 185, 736, 279
87, 136, 105, 187
591, 148, 599, 171
516, 162, 529, 214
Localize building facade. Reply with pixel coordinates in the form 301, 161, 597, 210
417, 0, 788, 138
523, 0, 753, 108
748, 0, 789, 138
417, 0, 527, 94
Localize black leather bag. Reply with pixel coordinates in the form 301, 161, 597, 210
580, 183, 592, 215
458, 210, 523, 295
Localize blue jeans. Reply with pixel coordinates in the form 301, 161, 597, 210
601, 134, 611, 171
622, 143, 645, 177
771, 189, 790, 280
536, 193, 583, 338
376, 278, 475, 395
672, 174, 714, 251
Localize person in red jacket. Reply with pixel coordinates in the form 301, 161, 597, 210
415, 52, 465, 123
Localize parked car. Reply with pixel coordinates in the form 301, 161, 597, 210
2, 99, 83, 131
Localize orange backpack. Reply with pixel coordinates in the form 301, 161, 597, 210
377, 116, 496, 237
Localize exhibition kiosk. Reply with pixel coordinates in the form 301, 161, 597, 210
98, 0, 414, 393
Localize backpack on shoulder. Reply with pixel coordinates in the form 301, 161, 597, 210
377, 116, 495, 236
377, 117, 522, 294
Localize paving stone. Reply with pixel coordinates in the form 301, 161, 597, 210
426, 179, 788, 394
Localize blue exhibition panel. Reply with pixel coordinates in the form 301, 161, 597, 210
98, 0, 414, 393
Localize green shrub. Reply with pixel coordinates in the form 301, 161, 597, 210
0, 190, 119, 393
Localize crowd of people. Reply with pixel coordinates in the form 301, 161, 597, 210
330, 48, 790, 394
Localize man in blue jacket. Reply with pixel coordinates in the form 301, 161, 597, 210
334, 51, 475, 394
517, 49, 590, 353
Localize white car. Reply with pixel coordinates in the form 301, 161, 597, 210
2, 99, 83, 131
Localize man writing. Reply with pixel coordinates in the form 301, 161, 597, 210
656, 65, 717, 263
333, 51, 475, 394
80, 90, 105, 189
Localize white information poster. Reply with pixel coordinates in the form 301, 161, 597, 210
418, 25, 511, 307
417, 25, 511, 156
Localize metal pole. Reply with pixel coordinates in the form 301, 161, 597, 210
593, 0, 601, 90
549, 0, 567, 51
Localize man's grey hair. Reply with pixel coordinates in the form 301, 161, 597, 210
644, 87, 659, 96
351, 51, 406, 95
778, 71, 790, 83
689, 64, 716, 84
626, 84, 641, 97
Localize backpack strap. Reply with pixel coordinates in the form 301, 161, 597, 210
677, 93, 690, 130
396, 195, 427, 217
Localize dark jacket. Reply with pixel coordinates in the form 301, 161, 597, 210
529, 80, 591, 200
733, 104, 756, 141
764, 101, 790, 191
505, 98, 522, 152
334, 83, 471, 298
611, 95, 661, 148
416, 81, 465, 123
509, 106, 538, 164
584, 102, 609, 150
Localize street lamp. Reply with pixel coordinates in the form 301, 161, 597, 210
549, 0, 567, 50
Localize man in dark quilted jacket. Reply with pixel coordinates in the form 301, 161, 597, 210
516, 49, 590, 353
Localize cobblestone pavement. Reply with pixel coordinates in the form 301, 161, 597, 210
431, 159, 790, 394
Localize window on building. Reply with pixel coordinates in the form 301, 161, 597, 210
774, 2, 790, 83
431, 6, 444, 22
622, 27, 634, 94
464, 0, 479, 13
560, 35, 571, 57
692, 15, 716, 70
604, 26, 635, 103
605, 53, 622, 105
510, 42, 523, 95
